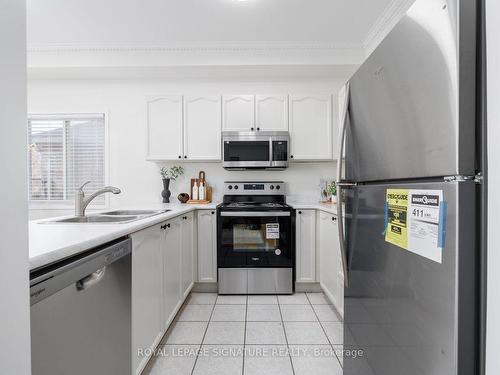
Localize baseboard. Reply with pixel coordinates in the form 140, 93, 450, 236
295, 282, 322, 292
192, 282, 218, 293
320, 282, 344, 319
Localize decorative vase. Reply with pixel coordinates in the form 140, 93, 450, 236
161, 178, 171, 203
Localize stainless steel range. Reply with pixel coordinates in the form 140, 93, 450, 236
217, 181, 294, 294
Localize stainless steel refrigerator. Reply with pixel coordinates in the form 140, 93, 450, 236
336, 0, 485, 374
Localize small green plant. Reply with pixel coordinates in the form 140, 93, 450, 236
159, 165, 184, 181
326, 181, 337, 197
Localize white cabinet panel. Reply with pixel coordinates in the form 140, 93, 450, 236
255, 95, 288, 131
289, 94, 333, 160
163, 217, 182, 328
296, 209, 317, 282
181, 212, 195, 298
131, 225, 163, 375
318, 211, 342, 313
197, 210, 217, 282
222, 95, 255, 131
147, 96, 183, 160
184, 96, 221, 160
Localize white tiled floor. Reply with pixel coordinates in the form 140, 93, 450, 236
144, 292, 343, 375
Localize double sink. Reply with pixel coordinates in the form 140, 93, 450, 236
45, 209, 171, 224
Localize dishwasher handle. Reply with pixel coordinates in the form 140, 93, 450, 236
76, 267, 106, 291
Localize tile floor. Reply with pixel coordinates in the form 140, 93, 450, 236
144, 292, 344, 375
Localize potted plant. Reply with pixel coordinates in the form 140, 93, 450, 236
159, 166, 184, 203
327, 181, 337, 203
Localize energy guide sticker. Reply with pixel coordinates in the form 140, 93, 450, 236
385, 188, 445, 263
385, 189, 409, 249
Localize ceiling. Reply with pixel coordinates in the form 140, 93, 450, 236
27, 0, 394, 47
26, 0, 415, 77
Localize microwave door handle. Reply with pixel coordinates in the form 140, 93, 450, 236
269, 138, 273, 167
336, 82, 350, 288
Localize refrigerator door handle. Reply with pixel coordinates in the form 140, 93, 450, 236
336, 82, 350, 287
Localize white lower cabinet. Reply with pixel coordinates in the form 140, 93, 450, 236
296, 209, 317, 282
197, 210, 217, 282
162, 216, 182, 329
318, 211, 343, 314
131, 213, 196, 375
180, 212, 195, 298
131, 225, 164, 375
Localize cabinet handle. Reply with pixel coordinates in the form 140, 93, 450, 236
250, 127, 254, 131
184, 155, 187, 159
211, 211, 215, 215
257, 127, 260, 131
298, 211, 302, 214
161, 224, 167, 230
178, 155, 181, 159
332, 216, 337, 221
290, 155, 294, 159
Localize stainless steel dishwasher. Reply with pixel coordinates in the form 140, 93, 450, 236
30, 238, 132, 375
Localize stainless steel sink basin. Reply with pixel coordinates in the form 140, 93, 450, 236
100, 209, 170, 216
42, 208, 171, 224
46, 215, 139, 224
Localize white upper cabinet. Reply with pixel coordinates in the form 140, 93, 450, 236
183, 95, 221, 160
147, 96, 183, 160
222, 95, 255, 131
255, 95, 289, 131
289, 94, 333, 160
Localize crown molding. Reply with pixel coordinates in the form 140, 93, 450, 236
362, 0, 415, 56
27, 41, 362, 53
27, 41, 365, 69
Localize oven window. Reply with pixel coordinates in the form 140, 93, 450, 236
233, 224, 277, 251
223, 141, 269, 161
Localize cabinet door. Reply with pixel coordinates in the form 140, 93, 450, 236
147, 96, 183, 160
255, 95, 288, 131
318, 212, 343, 313
296, 209, 317, 282
197, 210, 217, 282
289, 94, 333, 160
184, 95, 222, 160
222, 95, 255, 131
181, 212, 195, 298
163, 217, 182, 328
131, 225, 163, 374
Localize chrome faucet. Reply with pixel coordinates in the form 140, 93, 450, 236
75, 181, 121, 217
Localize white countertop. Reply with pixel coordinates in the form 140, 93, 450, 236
29, 203, 218, 271
29, 200, 338, 271
286, 200, 340, 215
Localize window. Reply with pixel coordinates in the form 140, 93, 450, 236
27, 114, 106, 206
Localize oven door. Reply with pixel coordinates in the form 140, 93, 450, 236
218, 211, 293, 268
223, 140, 271, 168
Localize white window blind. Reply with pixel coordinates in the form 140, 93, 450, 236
28, 114, 106, 205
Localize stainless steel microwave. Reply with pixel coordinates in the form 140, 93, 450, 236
222, 131, 289, 170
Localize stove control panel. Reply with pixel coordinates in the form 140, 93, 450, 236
224, 181, 285, 195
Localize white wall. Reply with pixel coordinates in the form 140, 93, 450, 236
486, 1, 500, 373
27, 76, 345, 219
0, 0, 31, 374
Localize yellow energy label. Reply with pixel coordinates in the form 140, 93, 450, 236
385, 189, 409, 249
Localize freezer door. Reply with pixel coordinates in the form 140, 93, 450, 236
342, 181, 476, 375
345, 0, 476, 181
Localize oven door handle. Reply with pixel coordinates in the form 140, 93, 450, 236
220, 211, 291, 217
